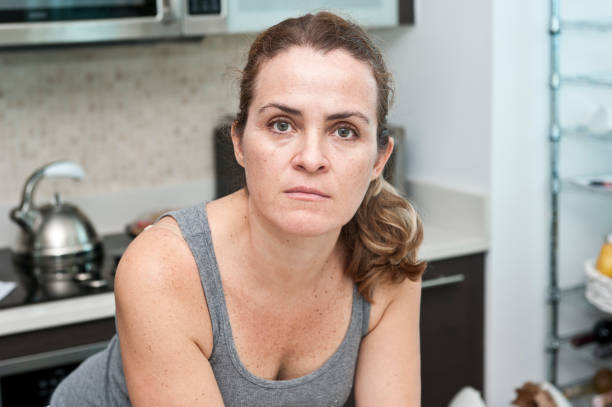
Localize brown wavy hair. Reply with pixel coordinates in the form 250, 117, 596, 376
234, 11, 426, 302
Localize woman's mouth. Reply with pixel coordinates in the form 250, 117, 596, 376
284, 186, 331, 200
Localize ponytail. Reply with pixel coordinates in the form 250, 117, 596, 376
341, 177, 426, 303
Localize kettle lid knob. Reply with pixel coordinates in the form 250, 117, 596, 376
53, 192, 63, 207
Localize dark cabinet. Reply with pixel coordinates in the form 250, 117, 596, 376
0, 318, 116, 406
421, 253, 485, 407
343, 252, 485, 407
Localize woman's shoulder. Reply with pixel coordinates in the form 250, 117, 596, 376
366, 277, 422, 334
114, 215, 214, 355
117, 216, 194, 284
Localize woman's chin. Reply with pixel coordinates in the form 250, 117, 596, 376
273, 213, 345, 238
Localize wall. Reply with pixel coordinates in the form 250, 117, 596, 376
376, 0, 498, 401
375, 0, 491, 195
489, 0, 548, 403
0, 35, 251, 246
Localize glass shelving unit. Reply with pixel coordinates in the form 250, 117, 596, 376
548, 0, 612, 401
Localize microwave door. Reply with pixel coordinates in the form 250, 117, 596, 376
0, 0, 182, 47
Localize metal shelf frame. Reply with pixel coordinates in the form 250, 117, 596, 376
548, 0, 562, 384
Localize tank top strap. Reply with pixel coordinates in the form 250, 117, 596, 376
360, 290, 371, 337
155, 202, 225, 344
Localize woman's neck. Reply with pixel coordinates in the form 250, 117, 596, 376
238, 192, 345, 294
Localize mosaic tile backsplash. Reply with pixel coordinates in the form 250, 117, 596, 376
0, 34, 252, 205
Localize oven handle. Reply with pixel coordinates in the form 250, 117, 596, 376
0, 341, 108, 377
422, 274, 465, 289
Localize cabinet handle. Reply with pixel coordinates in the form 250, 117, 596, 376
422, 274, 465, 289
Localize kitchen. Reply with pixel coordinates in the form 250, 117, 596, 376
0, 0, 611, 406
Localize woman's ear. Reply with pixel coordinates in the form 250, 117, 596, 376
230, 122, 245, 168
371, 136, 394, 181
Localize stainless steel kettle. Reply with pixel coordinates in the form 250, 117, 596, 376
10, 161, 103, 261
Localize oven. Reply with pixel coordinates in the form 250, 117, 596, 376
0, 316, 117, 407
0, 338, 109, 407
0, 233, 129, 406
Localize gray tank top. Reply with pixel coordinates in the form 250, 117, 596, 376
51, 202, 370, 407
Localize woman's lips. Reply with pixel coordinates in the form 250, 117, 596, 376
285, 186, 330, 200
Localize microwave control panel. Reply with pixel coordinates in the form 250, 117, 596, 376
189, 0, 221, 15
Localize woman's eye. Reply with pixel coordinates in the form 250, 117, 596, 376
335, 127, 357, 139
272, 121, 292, 133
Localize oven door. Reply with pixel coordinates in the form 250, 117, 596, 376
0, 0, 182, 47
0, 341, 108, 407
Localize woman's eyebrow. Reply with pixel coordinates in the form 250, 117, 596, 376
258, 103, 302, 116
258, 103, 370, 125
326, 111, 370, 124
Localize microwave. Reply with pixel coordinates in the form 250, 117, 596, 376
0, 0, 227, 47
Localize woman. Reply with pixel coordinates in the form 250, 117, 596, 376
51, 11, 426, 407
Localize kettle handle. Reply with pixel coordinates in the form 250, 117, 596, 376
15, 161, 85, 213
42, 161, 85, 180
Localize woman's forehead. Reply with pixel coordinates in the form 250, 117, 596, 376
250, 46, 378, 119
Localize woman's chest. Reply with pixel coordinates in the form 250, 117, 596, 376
223, 281, 354, 381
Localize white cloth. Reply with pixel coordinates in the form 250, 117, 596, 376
447, 387, 487, 407
0, 281, 16, 301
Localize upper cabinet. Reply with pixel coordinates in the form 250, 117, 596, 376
227, 0, 411, 33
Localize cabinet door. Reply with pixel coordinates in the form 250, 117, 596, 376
0, 318, 116, 407
421, 253, 485, 407
0, 318, 116, 360
227, 0, 400, 33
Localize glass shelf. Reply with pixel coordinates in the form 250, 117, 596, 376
559, 339, 612, 372
559, 376, 603, 407
562, 73, 612, 87
561, 178, 612, 196
558, 284, 600, 314
562, 20, 612, 32
563, 126, 612, 142
557, 285, 612, 366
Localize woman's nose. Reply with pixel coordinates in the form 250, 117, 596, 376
292, 131, 329, 173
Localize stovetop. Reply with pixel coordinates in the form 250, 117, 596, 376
0, 233, 133, 310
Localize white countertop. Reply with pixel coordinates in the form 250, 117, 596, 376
420, 223, 488, 263
0, 292, 115, 337
0, 179, 489, 337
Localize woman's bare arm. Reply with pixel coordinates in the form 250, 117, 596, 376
114, 225, 225, 407
353, 278, 422, 406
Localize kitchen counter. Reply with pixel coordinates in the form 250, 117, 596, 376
411, 179, 489, 261
0, 180, 488, 337
420, 224, 488, 262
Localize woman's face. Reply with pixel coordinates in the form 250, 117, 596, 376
232, 46, 392, 237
